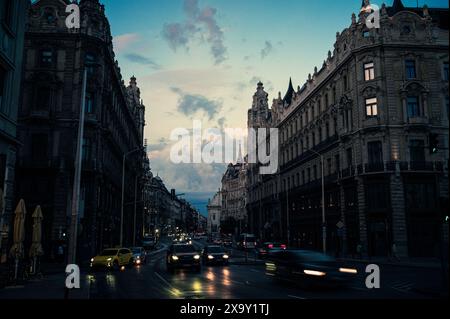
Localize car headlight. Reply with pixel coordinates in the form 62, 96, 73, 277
90, 258, 94, 262
107, 257, 112, 261
172, 255, 179, 261
339, 268, 357, 274
304, 269, 326, 276
223, 254, 229, 259
194, 255, 200, 260
208, 255, 214, 260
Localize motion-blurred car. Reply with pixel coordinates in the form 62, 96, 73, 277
237, 233, 257, 250
212, 238, 223, 245
265, 250, 358, 288
202, 245, 229, 265
222, 238, 233, 247
131, 247, 147, 265
142, 236, 156, 250
166, 244, 201, 273
257, 242, 287, 259
90, 248, 134, 270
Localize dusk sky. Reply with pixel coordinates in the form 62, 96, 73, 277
100, 0, 448, 200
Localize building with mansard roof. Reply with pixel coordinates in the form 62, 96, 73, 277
247, 0, 448, 258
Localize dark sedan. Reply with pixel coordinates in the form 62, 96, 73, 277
265, 250, 358, 288
202, 245, 230, 265
166, 244, 201, 273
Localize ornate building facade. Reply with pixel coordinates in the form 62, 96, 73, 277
207, 191, 222, 237
247, 0, 449, 258
0, 0, 29, 267
15, 0, 146, 261
221, 162, 248, 235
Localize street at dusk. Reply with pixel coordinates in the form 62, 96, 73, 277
0, 0, 448, 312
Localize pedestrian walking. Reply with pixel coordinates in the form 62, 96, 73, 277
391, 242, 400, 261
356, 242, 363, 259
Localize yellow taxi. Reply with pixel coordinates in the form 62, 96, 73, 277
90, 248, 134, 270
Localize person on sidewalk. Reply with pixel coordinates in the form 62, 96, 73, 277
391, 242, 400, 261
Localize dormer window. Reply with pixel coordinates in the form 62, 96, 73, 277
362, 30, 370, 38
44, 8, 56, 25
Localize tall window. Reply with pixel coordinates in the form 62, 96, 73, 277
0, 66, 6, 110
85, 53, 96, 75
311, 132, 315, 147
325, 94, 329, 107
31, 134, 48, 161
368, 141, 383, 164
85, 92, 94, 113
365, 97, 378, 117
443, 62, 449, 81
364, 62, 375, 81
313, 165, 317, 180
302, 170, 305, 184
407, 96, 420, 118
343, 75, 348, 91
335, 154, 340, 173
82, 138, 92, 162
327, 158, 332, 175
346, 148, 353, 168
40, 50, 53, 67
409, 139, 425, 163
325, 122, 330, 139
332, 87, 336, 104
405, 60, 416, 79
1, 0, 13, 27
35, 87, 51, 110
307, 168, 311, 183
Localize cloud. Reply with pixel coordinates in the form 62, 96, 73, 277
161, 0, 227, 64
261, 41, 273, 59
171, 87, 222, 120
236, 76, 274, 92
148, 140, 227, 192
124, 53, 161, 69
113, 33, 139, 52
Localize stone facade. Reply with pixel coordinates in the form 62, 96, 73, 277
0, 0, 29, 265
207, 191, 222, 236
15, 0, 146, 261
221, 162, 248, 235
247, 0, 449, 258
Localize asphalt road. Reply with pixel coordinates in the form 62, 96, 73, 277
85, 240, 447, 299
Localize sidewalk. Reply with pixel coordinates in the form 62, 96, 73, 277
0, 271, 91, 299
338, 256, 448, 270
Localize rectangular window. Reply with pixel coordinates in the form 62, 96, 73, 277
407, 96, 420, 118
409, 139, 425, 162
368, 141, 383, 164
443, 62, 449, 81
346, 148, 353, 168
335, 154, 340, 173
313, 165, 317, 180
2, 0, 13, 27
86, 53, 96, 75
85, 92, 94, 113
405, 60, 416, 79
82, 138, 92, 162
364, 62, 375, 81
31, 134, 48, 161
41, 50, 53, 66
327, 158, 332, 175
0, 66, 6, 110
343, 75, 348, 91
365, 97, 378, 117
302, 170, 305, 184
35, 87, 51, 110
307, 168, 311, 183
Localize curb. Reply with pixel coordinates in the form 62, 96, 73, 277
339, 258, 445, 270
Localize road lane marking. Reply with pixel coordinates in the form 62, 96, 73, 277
288, 295, 306, 299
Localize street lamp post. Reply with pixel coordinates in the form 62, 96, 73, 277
67, 67, 88, 266
120, 147, 143, 247
310, 149, 326, 254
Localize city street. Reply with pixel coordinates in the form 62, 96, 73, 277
0, 239, 446, 300
86, 242, 446, 299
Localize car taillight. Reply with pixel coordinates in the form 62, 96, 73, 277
281, 244, 286, 249
268, 244, 274, 249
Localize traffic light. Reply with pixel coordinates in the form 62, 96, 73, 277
429, 133, 439, 154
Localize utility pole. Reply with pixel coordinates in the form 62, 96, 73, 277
67, 67, 87, 266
